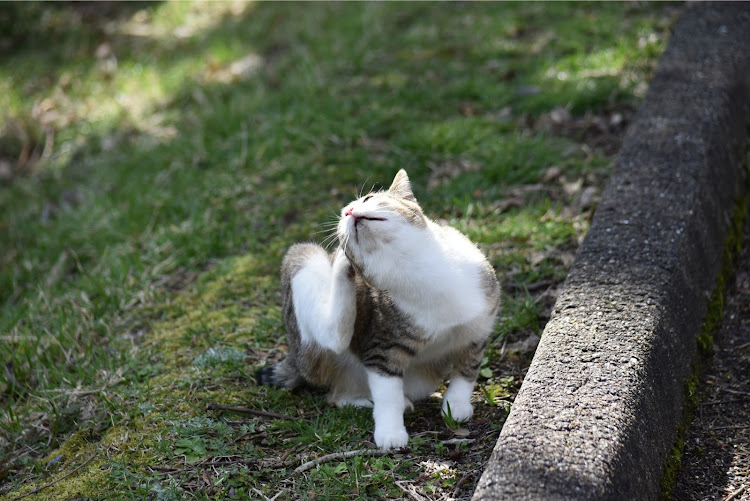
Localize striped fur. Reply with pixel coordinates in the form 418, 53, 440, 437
257, 170, 501, 449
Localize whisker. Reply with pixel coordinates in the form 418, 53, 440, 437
313, 218, 340, 228
341, 233, 349, 255
312, 222, 340, 232
357, 176, 372, 199
312, 219, 339, 229
321, 231, 340, 250
310, 228, 337, 239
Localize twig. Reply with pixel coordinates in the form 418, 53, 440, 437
394, 480, 430, 501
724, 483, 748, 501
251, 487, 272, 501
148, 465, 182, 472
280, 442, 303, 462
9, 453, 98, 501
708, 424, 750, 431
248, 486, 285, 501
452, 472, 473, 497
293, 448, 389, 474
206, 402, 294, 420
724, 389, 750, 397
700, 398, 750, 406
441, 438, 475, 445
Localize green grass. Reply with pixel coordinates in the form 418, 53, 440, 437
0, 2, 676, 499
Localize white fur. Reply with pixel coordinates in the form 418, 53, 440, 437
442, 377, 475, 422
340, 203, 495, 339
403, 367, 442, 402
292, 248, 356, 353
368, 371, 409, 450
293, 171, 500, 449
335, 201, 495, 447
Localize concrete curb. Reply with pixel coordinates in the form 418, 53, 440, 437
473, 4, 750, 500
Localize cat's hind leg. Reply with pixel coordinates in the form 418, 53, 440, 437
332, 396, 373, 408
403, 365, 442, 403
326, 354, 372, 408
288, 245, 356, 354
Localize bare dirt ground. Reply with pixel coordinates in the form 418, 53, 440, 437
671, 208, 750, 501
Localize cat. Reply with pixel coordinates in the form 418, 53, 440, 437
256, 169, 500, 449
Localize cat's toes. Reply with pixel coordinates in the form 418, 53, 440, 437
442, 399, 473, 423
333, 248, 354, 277
403, 396, 414, 412
374, 425, 409, 450
333, 396, 373, 408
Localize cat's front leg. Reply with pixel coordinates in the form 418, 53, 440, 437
367, 371, 409, 450
442, 339, 487, 422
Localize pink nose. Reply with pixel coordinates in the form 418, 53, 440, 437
345, 207, 354, 217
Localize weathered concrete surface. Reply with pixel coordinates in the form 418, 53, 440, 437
474, 3, 750, 500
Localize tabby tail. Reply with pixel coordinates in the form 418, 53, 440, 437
254, 358, 301, 389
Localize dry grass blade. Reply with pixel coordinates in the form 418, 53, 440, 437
293, 448, 390, 474
724, 483, 748, 501
395, 480, 431, 501
206, 402, 295, 420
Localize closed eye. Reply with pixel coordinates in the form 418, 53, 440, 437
363, 195, 373, 203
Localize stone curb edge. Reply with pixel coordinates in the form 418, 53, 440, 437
473, 3, 750, 500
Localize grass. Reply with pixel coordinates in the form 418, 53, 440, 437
0, 2, 677, 499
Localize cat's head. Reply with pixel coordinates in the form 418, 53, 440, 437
337, 170, 428, 282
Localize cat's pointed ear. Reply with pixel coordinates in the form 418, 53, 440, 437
388, 169, 416, 201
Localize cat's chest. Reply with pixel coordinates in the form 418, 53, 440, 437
393, 272, 488, 336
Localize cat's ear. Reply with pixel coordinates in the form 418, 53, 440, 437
388, 169, 416, 201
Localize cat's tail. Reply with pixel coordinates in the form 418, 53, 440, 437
255, 358, 301, 389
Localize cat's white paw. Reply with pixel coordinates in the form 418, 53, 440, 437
332, 247, 354, 279
374, 424, 409, 450
442, 378, 476, 422
333, 396, 373, 408
442, 398, 473, 423
404, 396, 414, 412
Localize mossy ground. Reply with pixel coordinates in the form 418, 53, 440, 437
1, 2, 677, 499
661, 194, 750, 500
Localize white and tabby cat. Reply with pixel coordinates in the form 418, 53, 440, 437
257, 170, 500, 449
